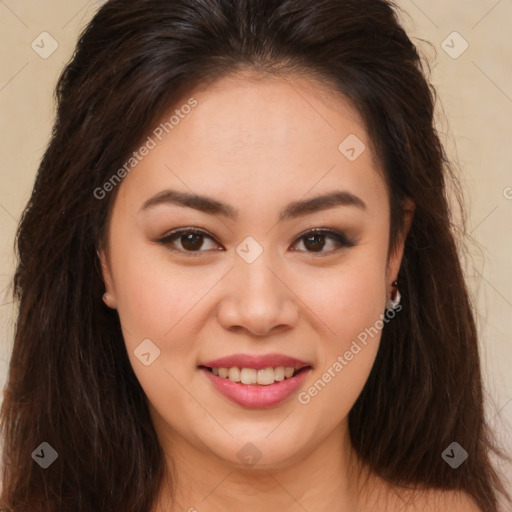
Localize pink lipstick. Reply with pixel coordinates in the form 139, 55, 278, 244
199, 353, 312, 408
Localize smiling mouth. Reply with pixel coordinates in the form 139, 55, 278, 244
199, 365, 311, 386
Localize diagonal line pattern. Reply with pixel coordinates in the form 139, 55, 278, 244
408, 0, 439, 29
163, 367, 234, 438
119, 321, 134, 339
475, 269, 512, 310
284, 79, 336, 131
61, 0, 92, 29
265, 164, 337, 236
0, 63, 29, 93
490, 397, 512, 423
472, 0, 503, 30
0, 203, 18, 223
164, 163, 234, 234
470, 205, 499, 233
265, 265, 337, 336
0, 0, 29, 28
472, 61, 512, 105
162, 267, 234, 337
200, 471, 233, 502
265, 471, 310, 511
265, 410, 294, 438
0, 282, 13, 307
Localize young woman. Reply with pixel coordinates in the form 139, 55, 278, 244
1, 0, 510, 511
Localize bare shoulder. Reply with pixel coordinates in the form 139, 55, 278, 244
362, 477, 483, 512
419, 489, 482, 511
359, 470, 484, 511
388, 487, 482, 512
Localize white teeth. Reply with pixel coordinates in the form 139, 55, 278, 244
228, 367, 241, 382
274, 367, 285, 382
210, 366, 300, 385
240, 368, 257, 385
257, 368, 275, 385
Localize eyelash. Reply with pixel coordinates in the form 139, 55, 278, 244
155, 227, 356, 256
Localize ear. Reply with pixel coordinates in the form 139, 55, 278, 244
386, 197, 415, 287
97, 245, 118, 309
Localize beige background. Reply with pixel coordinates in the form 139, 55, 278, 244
0, 0, 511, 504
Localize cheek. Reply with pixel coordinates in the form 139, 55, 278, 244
304, 251, 388, 347
295, 252, 387, 419
108, 242, 212, 412
108, 223, 213, 351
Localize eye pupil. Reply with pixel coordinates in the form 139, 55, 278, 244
304, 234, 325, 252
182, 233, 203, 251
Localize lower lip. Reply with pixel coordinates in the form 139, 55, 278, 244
200, 367, 312, 408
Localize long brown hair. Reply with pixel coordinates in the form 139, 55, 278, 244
1, 0, 510, 510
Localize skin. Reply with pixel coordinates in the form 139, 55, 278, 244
99, 71, 479, 511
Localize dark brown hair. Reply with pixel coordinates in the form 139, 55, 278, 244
1, 0, 510, 510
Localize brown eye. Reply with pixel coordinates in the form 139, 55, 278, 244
302, 233, 327, 252
157, 228, 221, 254
292, 229, 355, 254
180, 232, 205, 251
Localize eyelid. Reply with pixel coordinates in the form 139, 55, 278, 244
156, 227, 221, 256
155, 226, 356, 255
293, 227, 355, 248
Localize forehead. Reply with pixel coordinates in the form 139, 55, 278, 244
180, 71, 371, 163
113, 71, 387, 218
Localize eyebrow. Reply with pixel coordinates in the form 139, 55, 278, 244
140, 188, 366, 221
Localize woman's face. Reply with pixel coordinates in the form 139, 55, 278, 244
100, 72, 406, 470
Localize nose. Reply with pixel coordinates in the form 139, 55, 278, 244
216, 252, 300, 337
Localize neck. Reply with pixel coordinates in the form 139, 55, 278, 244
152, 419, 372, 512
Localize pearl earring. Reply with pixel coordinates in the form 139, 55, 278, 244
386, 280, 401, 311
102, 292, 110, 303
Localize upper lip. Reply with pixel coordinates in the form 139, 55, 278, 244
200, 353, 312, 370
